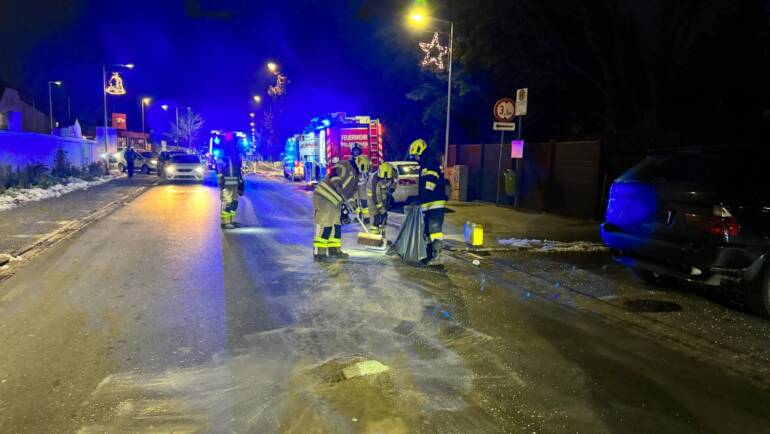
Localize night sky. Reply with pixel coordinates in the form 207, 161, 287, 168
1, 0, 423, 145
3, 0, 769, 161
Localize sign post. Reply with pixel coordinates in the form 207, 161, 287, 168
492, 98, 517, 205
515, 88, 528, 139
512, 88, 529, 207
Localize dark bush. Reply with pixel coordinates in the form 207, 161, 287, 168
51, 148, 72, 178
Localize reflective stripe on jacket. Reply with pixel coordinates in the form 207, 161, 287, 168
418, 153, 447, 207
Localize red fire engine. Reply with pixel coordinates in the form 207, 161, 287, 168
286, 112, 383, 182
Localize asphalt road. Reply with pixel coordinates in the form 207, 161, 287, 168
0, 174, 768, 433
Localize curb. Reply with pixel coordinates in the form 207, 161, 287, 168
0, 181, 156, 282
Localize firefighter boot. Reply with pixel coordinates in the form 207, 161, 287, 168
314, 247, 330, 262
328, 247, 350, 259
427, 239, 444, 265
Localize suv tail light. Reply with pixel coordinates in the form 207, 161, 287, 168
399, 179, 416, 186
709, 206, 740, 239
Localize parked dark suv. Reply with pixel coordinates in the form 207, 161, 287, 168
601, 147, 770, 317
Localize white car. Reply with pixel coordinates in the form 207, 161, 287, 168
160, 154, 206, 181
112, 150, 158, 174
390, 161, 420, 204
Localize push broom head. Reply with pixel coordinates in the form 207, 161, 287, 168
357, 231, 385, 247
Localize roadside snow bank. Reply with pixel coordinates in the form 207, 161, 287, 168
0, 175, 120, 213
497, 237, 608, 252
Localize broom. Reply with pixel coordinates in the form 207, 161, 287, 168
345, 201, 386, 249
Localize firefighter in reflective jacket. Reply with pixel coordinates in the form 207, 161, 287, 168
355, 155, 372, 224
313, 158, 360, 260
367, 162, 396, 235
409, 139, 447, 264
217, 137, 244, 229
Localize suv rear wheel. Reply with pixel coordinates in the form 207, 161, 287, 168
746, 266, 770, 318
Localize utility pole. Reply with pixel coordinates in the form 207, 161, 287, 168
102, 65, 108, 155
187, 106, 192, 150
443, 21, 454, 173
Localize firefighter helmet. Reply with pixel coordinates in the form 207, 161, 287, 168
355, 155, 371, 173
408, 139, 428, 156
378, 162, 394, 179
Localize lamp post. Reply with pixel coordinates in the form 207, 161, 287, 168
48, 81, 62, 132
140, 97, 151, 133
187, 106, 192, 150
161, 104, 179, 146
408, 11, 454, 172
102, 63, 134, 156
161, 104, 192, 149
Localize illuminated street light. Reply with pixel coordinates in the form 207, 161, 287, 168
250, 122, 255, 127
249, 112, 255, 118
125, 63, 135, 69
161, 104, 169, 111
253, 95, 262, 103
48, 80, 63, 132
141, 97, 152, 133
407, 5, 429, 29
266, 62, 278, 73
406, 9, 454, 171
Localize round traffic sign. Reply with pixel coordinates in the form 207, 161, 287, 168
494, 98, 515, 122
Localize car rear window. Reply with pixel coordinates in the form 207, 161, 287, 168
396, 164, 419, 176
171, 155, 201, 164
619, 153, 746, 185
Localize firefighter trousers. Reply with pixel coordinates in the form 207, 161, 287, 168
313, 192, 343, 251
423, 208, 445, 242
220, 184, 239, 225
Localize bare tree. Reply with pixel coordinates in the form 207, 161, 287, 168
165, 110, 205, 149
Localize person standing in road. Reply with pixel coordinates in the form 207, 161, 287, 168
409, 139, 448, 265
367, 161, 396, 236
124, 146, 137, 178
217, 134, 244, 229
313, 158, 360, 261
354, 154, 372, 224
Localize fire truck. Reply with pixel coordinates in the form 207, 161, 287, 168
208, 130, 249, 170
284, 112, 383, 182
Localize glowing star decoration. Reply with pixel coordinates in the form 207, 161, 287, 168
105, 72, 126, 95
419, 32, 448, 70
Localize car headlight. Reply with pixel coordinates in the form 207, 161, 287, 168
194, 166, 204, 174
151, 159, 157, 165
165, 165, 176, 173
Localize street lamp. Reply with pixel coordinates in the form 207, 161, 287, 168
102, 63, 135, 156
141, 97, 151, 133
161, 104, 181, 147
48, 80, 62, 132
249, 112, 255, 118
408, 9, 454, 172
266, 62, 278, 74
187, 106, 192, 150
253, 95, 262, 103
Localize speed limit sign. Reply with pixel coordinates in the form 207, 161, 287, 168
493, 98, 515, 122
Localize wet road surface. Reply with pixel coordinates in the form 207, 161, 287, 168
0, 175, 769, 433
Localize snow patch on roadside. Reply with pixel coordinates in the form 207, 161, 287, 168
0, 175, 121, 213
497, 237, 608, 252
